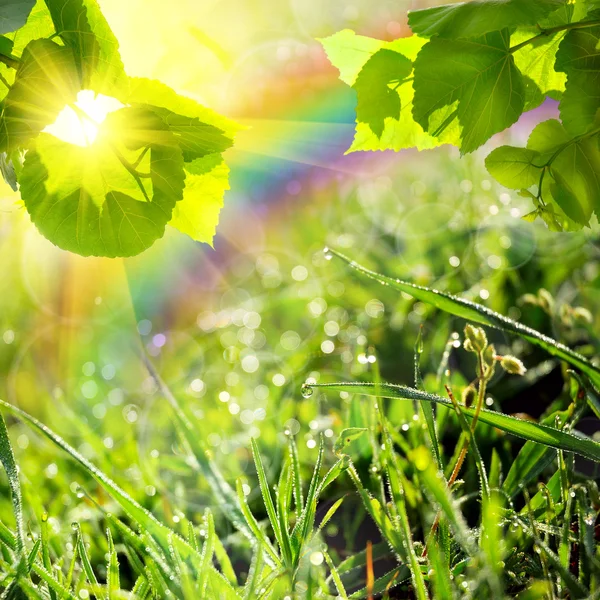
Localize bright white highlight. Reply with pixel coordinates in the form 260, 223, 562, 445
44, 90, 124, 147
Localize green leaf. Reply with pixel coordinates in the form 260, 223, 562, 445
352, 48, 412, 138
511, 32, 567, 109
555, 23, 600, 135
485, 146, 541, 189
168, 154, 229, 246
319, 30, 446, 152
116, 77, 240, 140
0, 2, 55, 97
0, 152, 17, 191
310, 382, 600, 463
44, 0, 127, 91
148, 107, 233, 162
326, 249, 600, 390
333, 427, 367, 455
318, 28, 384, 86
412, 30, 525, 153
20, 106, 186, 257
0, 34, 14, 56
408, 0, 564, 39
0, 0, 36, 34
530, 119, 600, 225
0, 39, 80, 152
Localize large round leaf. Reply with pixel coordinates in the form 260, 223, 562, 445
20, 106, 185, 257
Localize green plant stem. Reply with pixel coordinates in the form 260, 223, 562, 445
510, 18, 600, 54
423, 351, 488, 555
0, 53, 19, 70
68, 102, 152, 200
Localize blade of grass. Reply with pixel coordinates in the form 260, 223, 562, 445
41, 512, 58, 600
324, 550, 348, 599
348, 567, 410, 599
64, 532, 79, 592
346, 463, 406, 558
0, 411, 25, 560
30, 564, 78, 600
213, 534, 237, 588
288, 436, 304, 513
235, 479, 280, 566
106, 529, 120, 598
415, 328, 442, 470
411, 446, 477, 557
243, 546, 265, 600
307, 383, 600, 462
327, 249, 600, 389
426, 534, 454, 599
250, 438, 291, 566
316, 497, 344, 535
72, 524, 101, 598
0, 399, 201, 564
504, 371, 588, 498
275, 459, 293, 569
518, 513, 588, 598
291, 437, 325, 564
371, 382, 428, 600
0, 520, 16, 551
142, 356, 252, 542
197, 509, 215, 596
334, 541, 392, 577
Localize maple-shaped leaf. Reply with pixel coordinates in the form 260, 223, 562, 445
169, 154, 229, 246
0, 0, 35, 34
412, 30, 525, 153
486, 119, 600, 229
352, 48, 412, 138
20, 107, 186, 257
44, 0, 127, 91
408, 0, 564, 39
319, 30, 449, 152
0, 38, 80, 152
555, 21, 600, 135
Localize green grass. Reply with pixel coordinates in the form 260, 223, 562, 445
1, 151, 599, 598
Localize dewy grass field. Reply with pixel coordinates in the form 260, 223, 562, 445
1, 0, 600, 598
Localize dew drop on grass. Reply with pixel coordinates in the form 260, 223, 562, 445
302, 378, 316, 398
323, 247, 333, 260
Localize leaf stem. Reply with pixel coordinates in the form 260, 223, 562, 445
535, 124, 600, 208
0, 53, 19, 70
510, 18, 600, 53
69, 102, 152, 199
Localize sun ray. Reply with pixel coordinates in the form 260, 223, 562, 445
43, 90, 124, 147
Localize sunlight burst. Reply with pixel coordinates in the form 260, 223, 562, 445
44, 90, 124, 147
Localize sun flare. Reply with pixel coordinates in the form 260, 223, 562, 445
43, 90, 124, 147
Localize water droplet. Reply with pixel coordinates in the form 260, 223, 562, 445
301, 382, 314, 398
323, 247, 333, 260
71, 522, 79, 530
